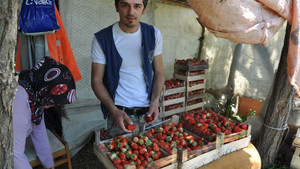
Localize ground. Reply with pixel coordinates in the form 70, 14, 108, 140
56, 138, 105, 169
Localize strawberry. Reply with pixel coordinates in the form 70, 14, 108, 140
131, 143, 139, 150
233, 126, 243, 133
224, 129, 232, 135
139, 147, 147, 154
114, 164, 123, 169
133, 136, 139, 143
156, 133, 163, 140
119, 152, 126, 160
125, 150, 132, 158
131, 154, 138, 161
138, 139, 144, 145
240, 124, 248, 130
143, 152, 149, 159
152, 153, 159, 160
152, 143, 160, 151
136, 159, 142, 166
138, 154, 144, 161
213, 127, 221, 133
127, 124, 137, 131
141, 160, 148, 167
144, 114, 153, 123
113, 158, 122, 165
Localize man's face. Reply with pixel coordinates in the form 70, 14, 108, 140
116, 0, 146, 31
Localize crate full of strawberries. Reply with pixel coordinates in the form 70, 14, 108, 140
94, 132, 178, 169
160, 79, 186, 118
181, 109, 250, 143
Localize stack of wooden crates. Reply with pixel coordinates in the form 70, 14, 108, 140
160, 58, 208, 119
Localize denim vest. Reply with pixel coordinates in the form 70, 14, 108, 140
94, 22, 156, 119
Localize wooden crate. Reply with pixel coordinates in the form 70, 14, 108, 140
94, 131, 178, 169
291, 128, 300, 169
178, 133, 223, 169
174, 60, 208, 72
178, 127, 251, 169
160, 85, 186, 118
220, 126, 251, 156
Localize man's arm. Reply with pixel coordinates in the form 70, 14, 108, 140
147, 54, 165, 124
91, 62, 132, 132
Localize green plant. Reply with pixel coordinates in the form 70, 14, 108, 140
225, 97, 257, 123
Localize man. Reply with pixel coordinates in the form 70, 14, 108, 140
91, 0, 164, 135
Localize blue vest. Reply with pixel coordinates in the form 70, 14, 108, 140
94, 22, 156, 119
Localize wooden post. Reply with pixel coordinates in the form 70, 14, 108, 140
256, 24, 294, 165
178, 149, 188, 169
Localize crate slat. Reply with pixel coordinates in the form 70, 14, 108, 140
220, 135, 251, 156
163, 97, 185, 106
174, 74, 206, 82
161, 107, 186, 117
186, 102, 204, 112
163, 86, 186, 96
187, 83, 205, 91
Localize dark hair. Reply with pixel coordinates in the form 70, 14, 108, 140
115, 0, 148, 8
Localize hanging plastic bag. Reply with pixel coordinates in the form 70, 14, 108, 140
19, 0, 60, 35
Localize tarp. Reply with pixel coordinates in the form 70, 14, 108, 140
187, 0, 300, 96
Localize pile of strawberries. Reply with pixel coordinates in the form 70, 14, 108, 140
189, 79, 204, 87
165, 103, 184, 111
145, 123, 211, 155
176, 58, 207, 66
175, 69, 205, 76
182, 109, 248, 141
188, 89, 204, 97
164, 79, 184, 89
187, 98, 203, 106
105, 134, 162, 169
164, 92, 184, 101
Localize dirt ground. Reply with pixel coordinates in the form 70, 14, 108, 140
56, 138, 105, 169
33, 137, 105, 169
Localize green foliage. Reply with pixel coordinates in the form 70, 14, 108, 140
225, 97, 256, 123
262, 159, 288, 169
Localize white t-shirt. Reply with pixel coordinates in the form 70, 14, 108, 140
91, 22, 163, 107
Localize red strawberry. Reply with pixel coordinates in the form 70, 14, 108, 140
233, 126, 243, 133
131, 154, 138, 161
119, 152, 126, 160
240, 124, 248, 130
141, 160, 148, 167
127, 124, 137, 131
131, 143, 139, 150
114, 164, 123, 169
224, 129, 232, 135
152, 143, 160, 151
144, 115, 153, 123
113, 158, 122, 165
139, 147, 147, 154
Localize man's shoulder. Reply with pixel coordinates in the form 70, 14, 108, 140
94, 24, 114, 39
140, 22, 154, 30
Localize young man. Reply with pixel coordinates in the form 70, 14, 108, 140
91, 0, 164, 135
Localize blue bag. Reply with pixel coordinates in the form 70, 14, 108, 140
19, 0, 60, 35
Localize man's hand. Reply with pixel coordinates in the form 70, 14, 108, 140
146, 101, 160, 124
111, 108, 133, 133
